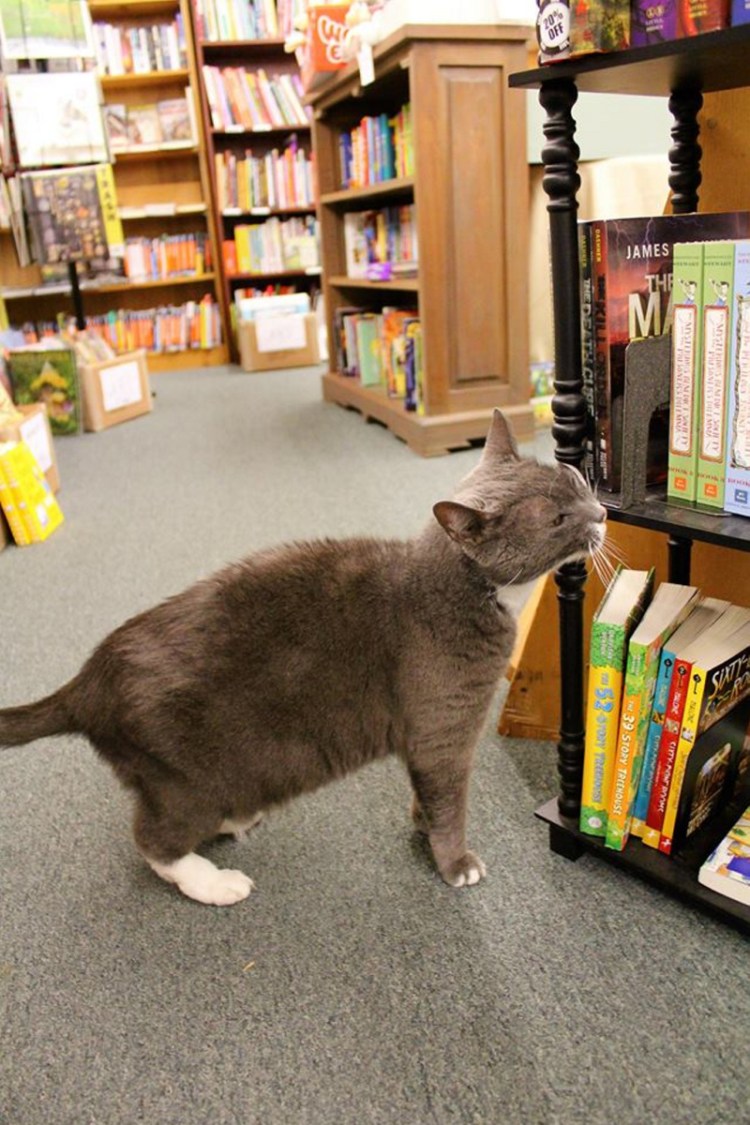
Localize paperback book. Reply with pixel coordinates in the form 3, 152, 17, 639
699, 802, 750, 906
724, 241, 750, 517
696, 241, 735, 510
21, 164, 124, 265
7, 72, 108, 167
7, 345, 81, 435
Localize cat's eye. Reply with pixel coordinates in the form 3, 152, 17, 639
552, 513, 566, 527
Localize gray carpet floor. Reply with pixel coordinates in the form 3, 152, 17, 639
1, 364, 747, 1125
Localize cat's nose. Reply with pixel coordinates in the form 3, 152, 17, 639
595, 505, 607, 523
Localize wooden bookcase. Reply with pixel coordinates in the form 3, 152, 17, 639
0, 0, 229, 373
308, 24, 534, 457
189, 19, 320, 362
509, 25, 750, 934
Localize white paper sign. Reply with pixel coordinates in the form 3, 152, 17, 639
100, 360, 143, 413
255, 314, 306, 353
19, 411, 52, 472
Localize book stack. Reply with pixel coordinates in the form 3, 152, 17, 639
223, 215, 319, 276
123, 233, 212, 282
338, 106, 414, 189
214, 144, 315, 212
669, 237, 750, 518
333, 307, 423, 411
84, 296, 223, 354
0, 440, 64, 546
92, 18, 187, 75
581, 569, 750, 857
202, 66, 309, 131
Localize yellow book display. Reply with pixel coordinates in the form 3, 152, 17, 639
0, 440, 64, 543
0, 450, 32, 545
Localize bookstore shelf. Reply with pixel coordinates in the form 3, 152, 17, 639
311, 24, 534, 455
210, 125, 311, 138
101, 69, 191, 90
509, 26, 750, 933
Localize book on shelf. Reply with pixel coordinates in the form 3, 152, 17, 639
642, 602, 750, 849
7, 72, 108, 167
403, 318, 424, 415
333, 305, 365, 377
724, 240, 750, 517
92, 18, 186, 76
568, 0, 630, 56
381, 307, 418, 399
699, 801, 750, 906
631, 596, 730, 838
343, 206, 418, 281
658, 612, 750, 856
604, 582, 701, 851
84, 295, 222, 354
0, 440, 64, 543
202, 65, 308, 131
668, 240, 704, 505
679, 0, 730, 33
354, 312, 383, 388
630, 0, 678, 44
697, 241, 735, 510
583, 211, 750, 494
579, 565, 654, 838
0, 0, 95, 59
21, 164, 125, 266
579, 221, 598, 483
733, 0, 750, 23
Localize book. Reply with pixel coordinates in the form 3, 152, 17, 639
126, 103, 164, 147
381, 307, 417, 399
355, 313, 383, 388
604, 581, 700, 851
724, 240, 750, 517
579, 566, 654, 838
659, 614, 750, 855
732, 0, 750, 22
668, 240, 704, 504
0, 0, 95, 59
589, 211, 750, 493
7, 346, 81, 435
630, 0, 679, 42
696, 241, 735, 509
0, 440, 64, 542
631, 596, 730, 838
671, 696, 750, 856
0, 444, 31, 545
678, 0, 730, 33
642, 602, 750, 849
569, 0, 630, 56
578, 221, 599, 484
7, 72, 108, 167
698, 803, 750, 905
21, 165, 124, 266
156, 98, 194, 144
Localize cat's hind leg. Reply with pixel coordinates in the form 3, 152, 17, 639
134, 798, 255, 906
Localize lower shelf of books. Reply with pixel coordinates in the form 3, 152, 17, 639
322, 372, 534, 457
537, 796, 750, 935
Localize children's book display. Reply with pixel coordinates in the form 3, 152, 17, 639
0, 437, 64, 545
581, 570, 750, 876
6, 343, 82, 434
6, 72, 108, 168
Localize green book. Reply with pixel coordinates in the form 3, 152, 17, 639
7, 346, 82, 436
355, 313, 383, 388
668, 241, 704, 505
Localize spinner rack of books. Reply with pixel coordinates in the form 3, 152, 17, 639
189, 0, 320, 362
0, 0, 228, 371
509, 26, 750, 934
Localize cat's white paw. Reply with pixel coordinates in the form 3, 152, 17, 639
443, 854, 487, 888
147, 853, 255, 906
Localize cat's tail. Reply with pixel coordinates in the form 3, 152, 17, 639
0, 685, 78, 748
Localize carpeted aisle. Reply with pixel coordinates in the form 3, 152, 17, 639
1, 365, 746, 1125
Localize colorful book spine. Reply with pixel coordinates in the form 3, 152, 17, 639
590, 220, 611, 489
579, 221, 598, 485
630, 642, 677, 838
724, 241, 750, 516
668, 240, 704, 503
642, 653, 694, 848
696, 241, 735, 509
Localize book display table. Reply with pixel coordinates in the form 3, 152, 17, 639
510, 26, 750, 934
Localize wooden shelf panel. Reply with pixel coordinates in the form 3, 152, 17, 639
320, 176, 415, 208
148, 344, 228, 371
211, 124, 310, 138
605, 492, 750, 552
113, 143, 199, 161
509, 25, 750, 97
101, 68, 190, 90
89, 0, 179, 16
227, 267, 321, 281
198, 37, 288, 55
328, 274, 419, 293
536, 798, 750, 935
3, 274, 217, 300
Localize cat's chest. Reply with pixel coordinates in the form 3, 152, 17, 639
495, 578, 540, 620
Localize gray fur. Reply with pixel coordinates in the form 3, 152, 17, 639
0, 411, 606, 894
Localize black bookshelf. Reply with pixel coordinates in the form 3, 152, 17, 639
510, 30, 750, 932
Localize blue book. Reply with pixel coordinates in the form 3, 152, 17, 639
630, 597, 729, 838
732, 0, 750, 23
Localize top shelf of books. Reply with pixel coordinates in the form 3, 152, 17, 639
509, 24, 750, 96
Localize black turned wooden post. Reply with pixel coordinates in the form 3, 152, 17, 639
668, 86, 703, 214
539, 78, 589, 822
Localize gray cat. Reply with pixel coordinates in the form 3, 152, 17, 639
0, 411, 606, 906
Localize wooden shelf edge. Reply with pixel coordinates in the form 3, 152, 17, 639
320, 176, 415, 207
328, 274, 419, 293
605, 493, 750, 552
535, 797, 750, 935
147, 344, 228, 372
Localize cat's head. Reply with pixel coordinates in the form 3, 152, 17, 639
433, 410, 606, 585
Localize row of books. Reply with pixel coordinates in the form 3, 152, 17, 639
191, 0, 299, 41
0, 440, 64, 546
578, 209, 750, 494
105, 97, 196, 151
214, 145, 316, 212
344, 206, 418, 281
122, 233, 213, 283
338, 106, 414, 191
539, 0, 750, 64
334, 305, 424, 412
221, 215, 319, 275
581, 569, 750, 860
668, 238, 750, 518
202, 65, 309, 132
91, 18, 187, 76
84, 297, 223, 354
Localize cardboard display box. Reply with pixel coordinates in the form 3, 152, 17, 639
238, 313, 319, 372
79, 349, 152, 432
0, 402, 60, 494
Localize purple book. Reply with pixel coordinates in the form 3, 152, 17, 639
630, 0, 678, 43
732, 0, 750, 23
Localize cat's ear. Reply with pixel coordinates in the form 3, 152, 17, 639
483, 409, 520, 463
433, 501, 489, 545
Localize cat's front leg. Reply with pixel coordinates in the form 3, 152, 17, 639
408, 761, 486, 888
